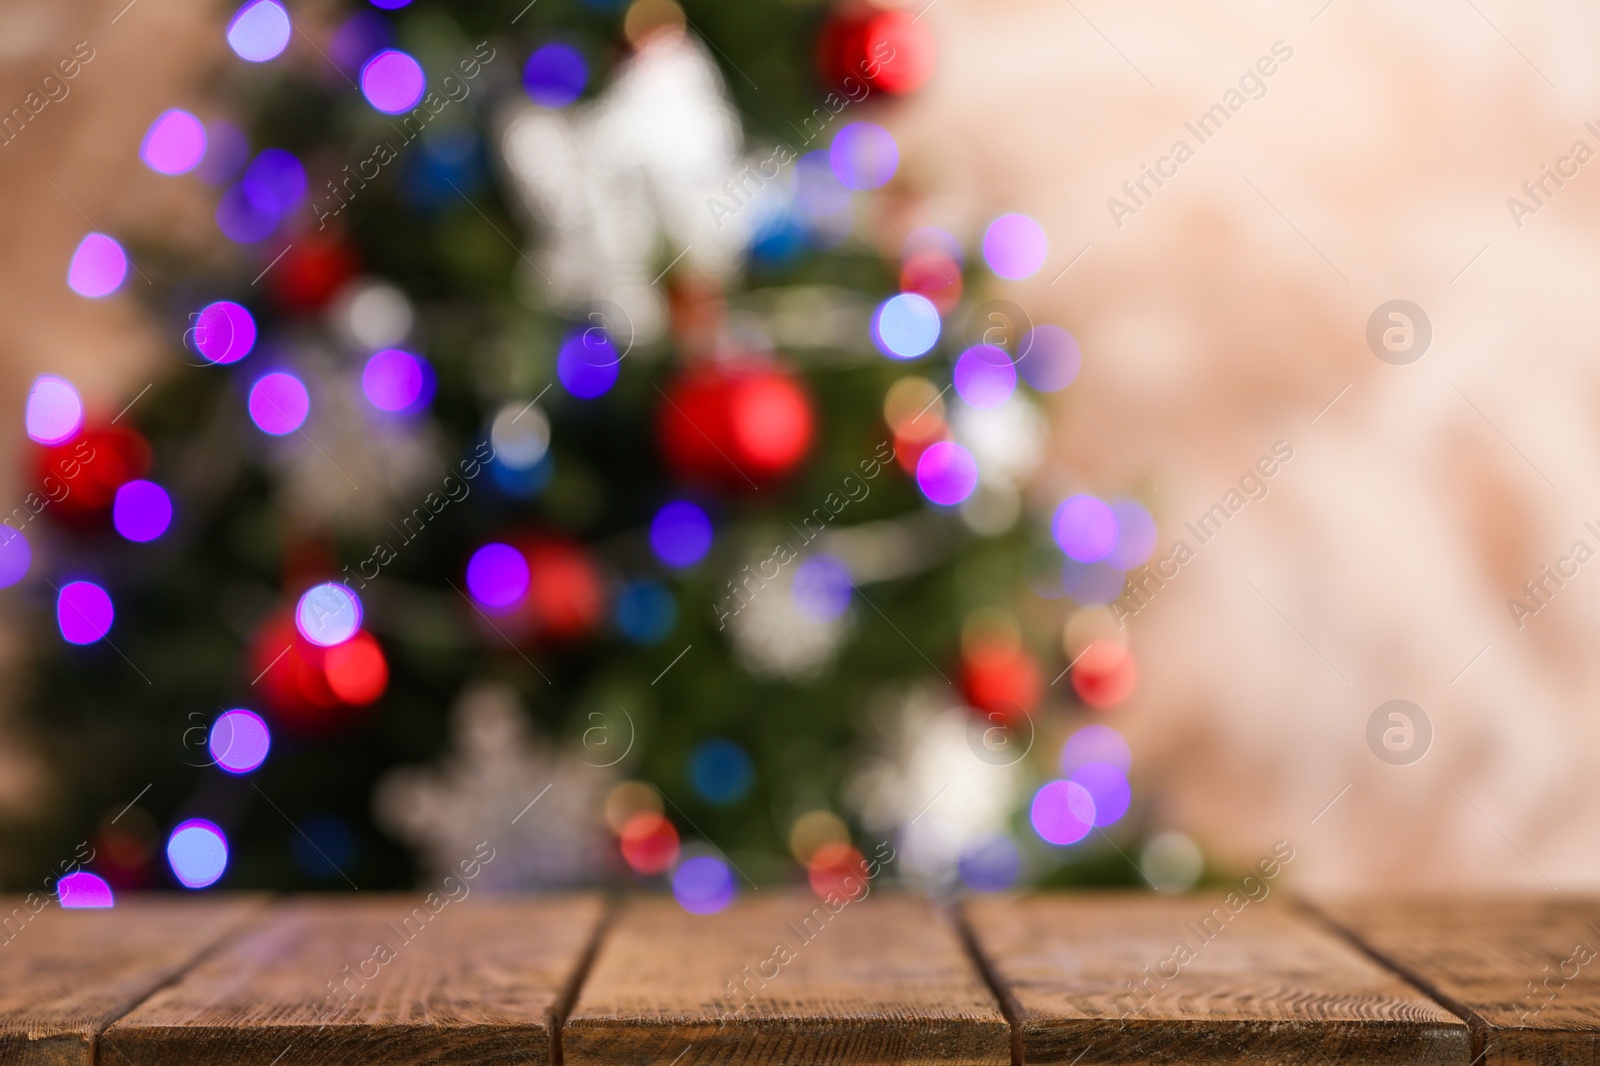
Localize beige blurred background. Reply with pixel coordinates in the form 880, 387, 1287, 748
0, 0, 218, 822
888, 0, 1600, 891
6, 0, 1600, 892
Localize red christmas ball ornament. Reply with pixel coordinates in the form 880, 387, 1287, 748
1071, 641, 1138, 709
656, 363, 814, 491
960, 639, 1043, 719
817, 11, 871, 92
35, 424, 151, 518
270, 234, 359, 313
522, 538, 605, 641
817, 7, 936, 96
291, 643, 341, 711
861, 10, 936, 94
248, 610, 381, 733
324, 631, 389, 705
249, 613, 319, 727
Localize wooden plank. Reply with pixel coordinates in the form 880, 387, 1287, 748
0, 894, 262, 1066
1315, 895, 1600, 1066
964, 892, 1470, 1065
564, 892, 1010, 1066
106, 894, 606, 1065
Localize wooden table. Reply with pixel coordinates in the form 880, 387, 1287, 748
0, 891, 1592, 1064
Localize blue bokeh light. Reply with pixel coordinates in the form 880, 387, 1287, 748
650, 501, 713, 569
872, 293, 940, 360
689, 738, 754, 806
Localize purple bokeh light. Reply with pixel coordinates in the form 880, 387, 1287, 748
1030, 780, 1095, 846
167, 819, 228, 889
241, 148, 306, 216
649, 501, 713, 568
1061, 559, 1126, 606
140, 109, 208, 175
217, 149, 305, 243
295, 582, 362, 647
672, 855, 735, 915
215, 184, 278, 243
1070, 761, 1131, 826
361, 50, 426, 114
330, 11, 394, 73
1106, 498, 1157, 569
0, 531, 31, 589
793, 150, 853, 223
557, 328, 621, 399
57, 581, 113, 645
113, 480, 174, 542
1060, 723, 1132, 775
1018, 325, 1081, 392
25, 374, 83, 445
58, 872, 115, 909
983, 213, 1048, 280
792, 554, 852, 622
953, 345, 1016, 408
958, 833, 1021, 892
67, 234, 127, 298
193, 301, 257, 364
466, 543, 530, 608
871, 293, 940, 360
1053, 495, 1118, 562
198, 121, 249, 184
829, 122, 898, 191
226, 0, 291, 63
362, 349, 427, 412
210, 709, 271, 775
915, 441, 978, 506
523, 43, 587, 107
248, 372, 309, 435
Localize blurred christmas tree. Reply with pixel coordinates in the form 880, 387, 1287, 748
15, 0, 1164, 900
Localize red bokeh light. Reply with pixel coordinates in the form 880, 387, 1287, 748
619, 812, 680, 875
657, 364, 814, 492
523, 538, 605, 641
34, 424, 151, 517
900, 251, 963, 314
817, 8, 937, 97
271, 235, 359, 313
863, 11, 936, 94
1071, 641, 1138, 709
807, 841, 870, 899
960, 641, 1042, 718
324, 631, 388, 705
249, 610, 384, 733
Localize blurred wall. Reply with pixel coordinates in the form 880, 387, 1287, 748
888, 0, 1600, 890
0, 0, 218, 841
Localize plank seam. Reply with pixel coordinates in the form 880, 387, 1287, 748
1298, 897, 1488, 1066
550, 894, 620, 1066
951, 901, 1023, 1066
92, 896, 275, 1066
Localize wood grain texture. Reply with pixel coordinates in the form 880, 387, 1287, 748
964, 893, 1469, 1065
0, 894, 262, 1066
105, 894, 606, 1066
1315, 895, 1600, 1066
564, 892, 1010, 1066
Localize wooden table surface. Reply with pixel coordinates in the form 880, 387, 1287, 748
0, 891, 1592, 1065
